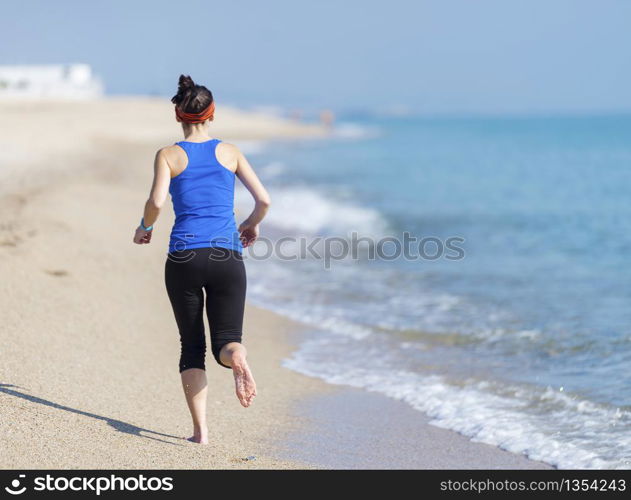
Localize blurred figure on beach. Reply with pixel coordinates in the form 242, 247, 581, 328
319, 109, 335, 128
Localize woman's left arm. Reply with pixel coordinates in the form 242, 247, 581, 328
133, 148, 171, 245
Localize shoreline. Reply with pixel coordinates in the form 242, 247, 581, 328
0, 98, 551, 469
276, 384, 552, 469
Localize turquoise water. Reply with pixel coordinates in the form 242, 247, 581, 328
238, 114, 631, 468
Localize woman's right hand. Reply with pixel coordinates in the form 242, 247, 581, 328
133, 226, 153, 244
238, 222, 259, 248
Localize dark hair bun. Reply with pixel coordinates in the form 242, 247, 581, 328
178, 74, 195, 91
170, 74, 214, 114
171, 74, 196, 105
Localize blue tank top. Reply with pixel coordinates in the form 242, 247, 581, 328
168, 139, 242, 254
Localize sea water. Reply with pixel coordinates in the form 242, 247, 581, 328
235, 113, 631, 469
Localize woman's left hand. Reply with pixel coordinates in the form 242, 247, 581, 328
238, 223, 259, 248
133, 226, 153, 244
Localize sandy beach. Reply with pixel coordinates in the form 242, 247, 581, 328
0, 98, 551, 469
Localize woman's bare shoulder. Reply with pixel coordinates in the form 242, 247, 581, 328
158, 144, 187, 161
217, 141, 240, 154
158, 144, 185, 155
215, 142, 240, 172
154, 144, 187, 175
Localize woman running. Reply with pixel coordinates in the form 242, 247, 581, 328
133, 75, 271, 444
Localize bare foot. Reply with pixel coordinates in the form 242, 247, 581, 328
232, 354, 257, 407
186, 434, 208, 444
186, 425, 208, 444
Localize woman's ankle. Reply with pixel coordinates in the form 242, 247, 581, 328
192, 424, 208, 436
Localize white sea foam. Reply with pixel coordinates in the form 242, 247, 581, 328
257, 161, 286, 178
332, 121, 380, 140
237, 183, 389, 238
283, 337, 631, 469
247, 278, 374, 340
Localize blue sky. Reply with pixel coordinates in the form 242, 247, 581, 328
2, 0, 630, 114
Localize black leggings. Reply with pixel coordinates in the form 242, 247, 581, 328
165, 247, 246, 372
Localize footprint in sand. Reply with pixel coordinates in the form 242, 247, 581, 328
45, 269, 69, 277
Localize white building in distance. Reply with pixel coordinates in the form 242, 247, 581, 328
0, 64, 104, 99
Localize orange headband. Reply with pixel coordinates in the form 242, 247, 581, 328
175, 101, 215, 124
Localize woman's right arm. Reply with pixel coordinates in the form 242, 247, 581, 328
235, 148, 271, 247
133, 148, 171, 245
